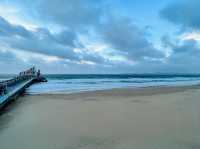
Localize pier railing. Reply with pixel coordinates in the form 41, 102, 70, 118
0, 67, 40, 95
0, 67, 47, 109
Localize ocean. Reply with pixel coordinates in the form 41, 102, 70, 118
1, 74, 200, 94
2, 74, 199, 94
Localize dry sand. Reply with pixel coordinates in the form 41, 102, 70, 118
1, 86, 200, 149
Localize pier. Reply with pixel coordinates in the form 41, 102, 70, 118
0, 67, 47, 109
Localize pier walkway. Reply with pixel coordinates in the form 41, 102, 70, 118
0, 67, 47, 109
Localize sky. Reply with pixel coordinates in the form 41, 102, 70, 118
0, 0, 200, 74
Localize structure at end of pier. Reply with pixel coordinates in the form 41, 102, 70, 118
0, 67, 47, 110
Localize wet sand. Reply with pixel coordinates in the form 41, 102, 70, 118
1, 86, 200, 149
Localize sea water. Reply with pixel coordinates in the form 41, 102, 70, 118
7, 74, 199, 94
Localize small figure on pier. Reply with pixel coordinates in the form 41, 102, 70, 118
37, 69, 41, 78
0, 84, 7, 95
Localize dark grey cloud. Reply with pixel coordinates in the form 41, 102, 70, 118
0, 16, 76, 59
0, 17, 31, 37
159, 35, 200, 73
54, 30, 77, 47
1, 0, 188, 73
173, 40, 199, 54
0, 16, 107, 63
17, 0, 105, 29
99, 15, 164, 60
0, 0, 166, 65
0, 50, 17, 62
161, 35, 200, 54
160, 0, 200, 30
159, 0, 200, 73
32, 0, 164, 61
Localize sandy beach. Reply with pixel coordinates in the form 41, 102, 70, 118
1, 86, 200, 149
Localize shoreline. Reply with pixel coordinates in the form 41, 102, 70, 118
27, 83, 200, 97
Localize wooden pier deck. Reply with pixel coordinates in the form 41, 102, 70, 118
0, 67, 47, 110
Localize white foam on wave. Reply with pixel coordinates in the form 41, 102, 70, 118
25, 76, 200, 94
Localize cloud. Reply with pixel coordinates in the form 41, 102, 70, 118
12, 0, 104, 30
0, 16, 74, 57
0, 0, 186, 73
0, 16, 108, 64
161, 35, 200, 54
160, 0, 200, 30
180, 32, 200, 41
0, 16, 31, 37
158, 34, 200, 73
0, 0, 166, 65
159, 0, 200, 72
0, 49, 31, 73
34, 0, 165, 62
99, 15, 164, 61
0, 50, 17, 62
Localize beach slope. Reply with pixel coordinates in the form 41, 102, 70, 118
0, 86, 200, 149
